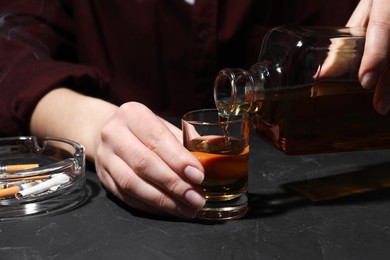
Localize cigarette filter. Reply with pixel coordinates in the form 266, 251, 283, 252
0, 164, 39, 172
0, 181, 42, 199
0, 174, 58, 184
16, 173, 70, 199
0, 186, 19, 199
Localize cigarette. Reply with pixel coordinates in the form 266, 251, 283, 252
0, 181, 42, 199
1, 180, 24, 189
1, 174, 56, 183
0, 186, 19, 199
0, 164, 39, 172
0, 176, 53, 189
15, 173, 70, 199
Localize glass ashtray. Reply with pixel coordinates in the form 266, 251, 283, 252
0, 136, 89, 221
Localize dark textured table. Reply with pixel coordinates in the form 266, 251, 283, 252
1, 128, 390, 259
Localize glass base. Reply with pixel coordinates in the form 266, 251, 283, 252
196, 194, 248, 221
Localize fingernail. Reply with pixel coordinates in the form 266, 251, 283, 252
184, 189, 205, 209
361, 71, 378, 89
377, 96, 390, 115
184, 166, 204, 184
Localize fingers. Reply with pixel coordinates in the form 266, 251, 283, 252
346, 0, 372, 27
95, 102, 206, 219
363, 0, 390, 114
317, 38, 358, 79
96, 152, 202, 218
347, 0, 390, 114
112, 123, 205, 208
359, 0, 390, 89
119, 103, 204, 181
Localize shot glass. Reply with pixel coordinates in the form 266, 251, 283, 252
182, 109, 250, 221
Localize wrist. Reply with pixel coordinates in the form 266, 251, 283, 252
30, 87, 118, 161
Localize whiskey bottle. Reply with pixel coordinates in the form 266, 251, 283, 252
214, 26, 390, 154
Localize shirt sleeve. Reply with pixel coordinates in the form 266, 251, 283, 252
0, 1, 109, 136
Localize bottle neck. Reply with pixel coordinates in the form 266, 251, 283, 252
213, 67, 265, 116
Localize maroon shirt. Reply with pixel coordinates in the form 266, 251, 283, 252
0, 0, 359, 135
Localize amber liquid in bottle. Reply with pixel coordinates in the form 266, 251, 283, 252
214, 27, 390, 154
252, 81, 390, 154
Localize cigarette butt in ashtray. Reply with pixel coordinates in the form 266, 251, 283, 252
0, 180, 43, 199
0, 174, 58, 184
1, 180, 33, 190
0, 186, 19, 199
0, 173, 63, 190
0, 163, 39, 172
15, 173, 70, 199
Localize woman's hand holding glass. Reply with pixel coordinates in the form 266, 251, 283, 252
94, 102, 206, 219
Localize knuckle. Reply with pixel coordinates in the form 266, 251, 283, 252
113, 168, 137, 192
118, 102, 148, 119
100, 124, 112, 142
147, 127, 166, 151
99, 117, 118, 143
132, 151, 153, 174
95, 164, 106, 182
117, 175, 133, 190
170, 152, 187, 165
164, 175, 182, 195
370, 19, 390, 33
156, 193, 171, 209
94, 141, 104, 157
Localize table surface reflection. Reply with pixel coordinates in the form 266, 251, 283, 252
1, 126, 390, 260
